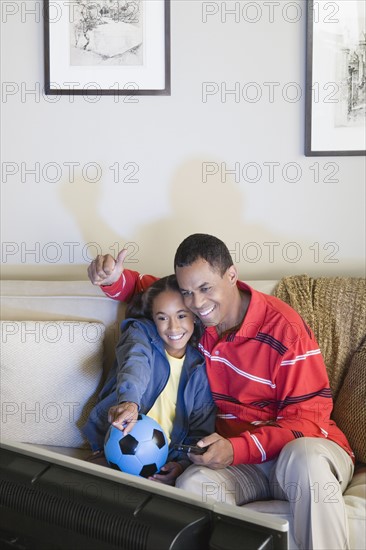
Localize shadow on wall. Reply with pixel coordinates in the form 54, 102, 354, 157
124, 159, 359, 279
1, 158, 356, 280
56, 157, 287, 279
57, 157, 251, 278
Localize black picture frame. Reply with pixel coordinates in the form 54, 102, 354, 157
44, 0, 171, 96
305, 0, 366, 156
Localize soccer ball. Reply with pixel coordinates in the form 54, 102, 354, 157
104, 414, 169, 478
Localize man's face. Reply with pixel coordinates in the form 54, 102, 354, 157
175, 258, 238, 329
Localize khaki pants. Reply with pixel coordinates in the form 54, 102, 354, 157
176, 438, 354, 550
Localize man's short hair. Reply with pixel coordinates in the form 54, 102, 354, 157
174, 234, 234, 276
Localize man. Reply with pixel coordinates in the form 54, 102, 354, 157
88, 234, 354, 550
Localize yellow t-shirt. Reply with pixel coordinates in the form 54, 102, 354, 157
148, 351, 184, 442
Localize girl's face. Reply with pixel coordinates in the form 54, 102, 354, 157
152, 289, 195, 359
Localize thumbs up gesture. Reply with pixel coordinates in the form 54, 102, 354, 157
87, 248, 128, 286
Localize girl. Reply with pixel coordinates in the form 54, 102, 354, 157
83, 275, 216, 485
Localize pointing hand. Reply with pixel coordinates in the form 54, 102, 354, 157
87, 248, 128, 286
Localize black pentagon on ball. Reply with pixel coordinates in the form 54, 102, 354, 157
104, 428, 112, 444
152, 429, 166, 449
109, 461, 121, 471
119, 434, 139, 455
140, 463, 158, 478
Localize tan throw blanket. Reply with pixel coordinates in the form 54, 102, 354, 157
274, 275, 366, 402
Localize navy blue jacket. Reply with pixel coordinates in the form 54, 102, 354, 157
83, 318, 216, 467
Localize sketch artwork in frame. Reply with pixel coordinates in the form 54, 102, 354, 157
44, 0, 170, 95
305, 0, 366, 156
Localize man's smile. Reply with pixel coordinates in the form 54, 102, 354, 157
197, 305, 215, 317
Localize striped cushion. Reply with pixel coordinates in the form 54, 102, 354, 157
332, 342, 366, 463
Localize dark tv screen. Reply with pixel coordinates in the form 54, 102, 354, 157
0, 441, 288, 550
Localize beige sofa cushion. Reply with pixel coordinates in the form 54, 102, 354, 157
0, 280, 126, 375
1, 320, 105, 448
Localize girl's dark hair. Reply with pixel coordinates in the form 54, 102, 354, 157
125, 274, 203, 347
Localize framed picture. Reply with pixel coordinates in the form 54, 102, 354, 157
305, 0, 366, 156
44, 0, 171, 95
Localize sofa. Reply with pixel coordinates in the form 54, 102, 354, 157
1, 277, 365, 549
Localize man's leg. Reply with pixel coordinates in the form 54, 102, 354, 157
176, 462, 274, 505
271, 438, 354, 550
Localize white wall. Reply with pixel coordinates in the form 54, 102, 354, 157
1, 1, 365, 281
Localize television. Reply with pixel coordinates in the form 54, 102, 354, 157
0, 440, 288, 550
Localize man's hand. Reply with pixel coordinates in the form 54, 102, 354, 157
108, 402, 138, 435
188, 433, 234, 469
88, 248, 128, 286
149, 462, 184, 486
